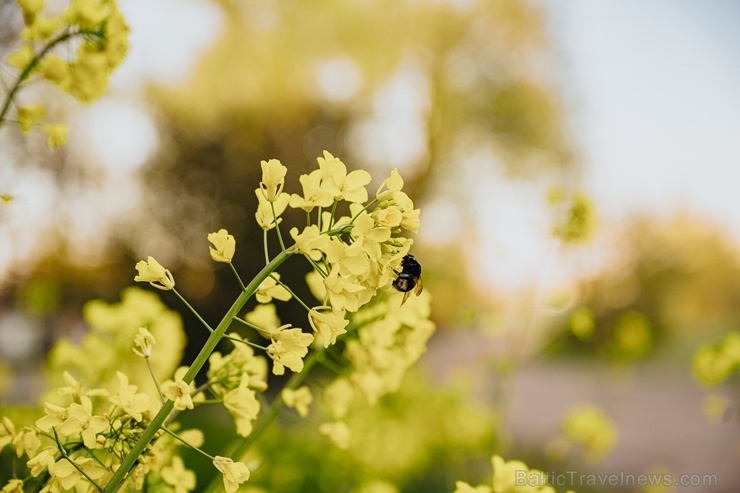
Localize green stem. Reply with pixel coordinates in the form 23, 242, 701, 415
263, 229, 270, 265
269, 274, 311, 312
145, 357, 164, 405
223, 334, 269, 351
103, 246, 295, 493
270, 202, 286, 251
52, 428, 103, 492
231, 316, 272, 336
173, 288, 213, 333
161, 427, 215, 460
202, 351, 321, 493
229, 262, 246, 291
0, 29, 94, 125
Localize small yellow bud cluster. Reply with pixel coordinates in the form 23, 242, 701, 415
2, 0, 130, 145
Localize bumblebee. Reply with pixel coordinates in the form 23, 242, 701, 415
393, 254, 423, 305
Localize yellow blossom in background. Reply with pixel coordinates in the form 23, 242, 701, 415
43, 123, 67, 147
41, 55, 71, 88
223, 374, 261, 437
244, 303, 282, 337
22, 15, 62, 40
308, 306, 348, 347
17, 104, 45, 132
319, 420, 351, 450
323, 378, 355, 419
282, 386, 313, 418
259, 159, 287, 202
161, 456, 197, 493
213, 456, 251, 493
454, 482, 492, 493
255, 273, 291, 303
162, 367, 195, 411
568, 307, 594, 341
7, 43, 34, 69
267, 326, 314, 375
1, 479, 24, 493
134, 256, 175, 291
702, 394, 727, 424
317, 150, 371, 203
133, 327, 157, 358
559, 404, 617, 461
68, 48, 110, 102
19, 0, 44, 24
208, 228, 236, 263
63, 0, 109, 29
289, 169, 334, 212
305, 270, 328, 301
0, 417, 15, 450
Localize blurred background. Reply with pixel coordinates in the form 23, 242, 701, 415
1, 0, 740, 491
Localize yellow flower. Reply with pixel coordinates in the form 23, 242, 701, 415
57, 401, 109, 448
12, 427, 40, 458
213, 456, 250, 493
267, 326, 314, 375
323, 378, 354, 419
35, 402, 68, 432
43, 123, 67, 147
560, 404, 618, 460
102, 4, 130, 68
133, 326, 157, 358
18, 0, 44, 24
223, 374, 260, 437
290, 225, 331, 261
68, 48, 110, 103
281, 386, 313, 418
161, 456, 196, 493
22, 16, 62, 39
162, 367, 195, 411
26, 446, 56, 477
63, 0, 109, 28
305, 270, 328, 301
491, 455, 549, 493
41, 55, 71, 88
7, 43, 34, 70
454, 482, 492, 493
1, 479, 25, 493
289, 169, 334, 212
0, 417, 16, 451
109, 372, 151, 421
323, 264, 367, 313
244, 303, 282, 338
259, 159, 287, 202
208, 229, 236, 263
319, 420, 351, 449
317, 151, 371, 203
17, 105, 46, 132
308, 306, 348, 347
49, 455, 105, 491
255, 188, 290, 230
255, 274, 291, 303
134, 256, 175, 291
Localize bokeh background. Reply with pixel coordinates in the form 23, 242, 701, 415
2, 0, 740, 491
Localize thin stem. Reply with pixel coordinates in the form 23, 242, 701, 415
305, 256, 328, 278
160, 427, 215, 461
231, 316, 272, 336
229, 262, 246, 291
348, 198, 378, 225
328, 200, 338, 230
103, 246, 295, 493
269, 274, 310, 312
145, 357, 165, 405
223, 335, 269, 351
263, 229, 270, 265
172, 289, 213, 333
52, 428, 103, 492
270, 202, 286, 251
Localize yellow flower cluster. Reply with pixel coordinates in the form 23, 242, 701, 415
3, 0, 130, 143
454, 455, 576, 493
0, 371, 206, 493
693, 331, 740, 387
549, 404, 618, 462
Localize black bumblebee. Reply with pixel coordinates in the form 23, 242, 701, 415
393, 254, 423, 305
